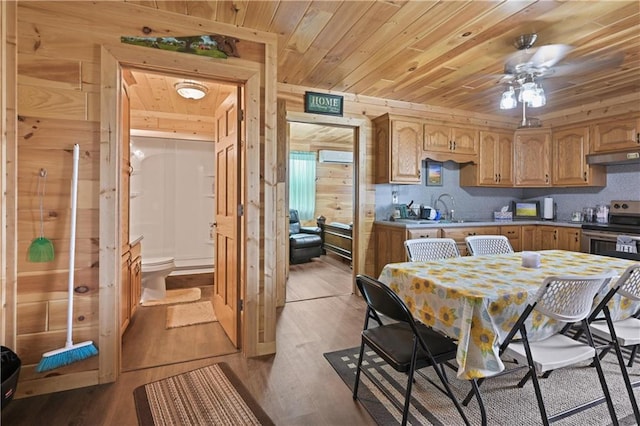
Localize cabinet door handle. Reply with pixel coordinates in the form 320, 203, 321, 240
636, 132, 639, 144
497, 173, 501, 182
452, 140, 456, 150
554, 230, 557, 240
495, 173, 498, 182
449, 140, 453, 150
583, 172, 587, 182
545, 174, 549, 184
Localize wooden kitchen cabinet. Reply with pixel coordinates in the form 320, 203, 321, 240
514, 129, 552, 187
592, 116, 640, 153
406, 228, 441, 239
552, 126, 605, 187
374, 114, 422, 184
500, 225, 521, 252
521, 225, 538, 251
537, 226, 582, 251
424, 122, 478, 161
557, 227, 581, 251
460, 130, 513, 186
441, 226, 499, 256
375, 224, 408, 275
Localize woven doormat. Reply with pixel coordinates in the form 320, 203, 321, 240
134, 362, 274, 425
166, 301, 217, 329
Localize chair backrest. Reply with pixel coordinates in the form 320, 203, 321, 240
404, 238, 460, 262
289, 209, 300, 234
356, 275, 415, 326
616, 263, 640, 301
465, 235, 514, 256
533, 272, 616, 322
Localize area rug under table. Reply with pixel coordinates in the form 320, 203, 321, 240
324, 346, 639, 426
166, 300, 217, 329
134, 362, 274, 426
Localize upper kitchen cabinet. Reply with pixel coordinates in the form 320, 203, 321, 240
552, 125, 605, 187
460, 130, 513, 186
374, 114, 422, 184
423, 122, 478, 163
513, 129, 552, 187
592, 115, 640, 153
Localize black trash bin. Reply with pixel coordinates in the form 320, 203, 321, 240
1, 346, 21, 410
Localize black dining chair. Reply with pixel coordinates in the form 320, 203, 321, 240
353, 274, 478, 426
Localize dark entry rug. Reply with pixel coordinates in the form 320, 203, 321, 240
134, 362, 274, 425
324, 347, 639, 426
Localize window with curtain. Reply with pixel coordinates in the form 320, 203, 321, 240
289, 150, 316, 220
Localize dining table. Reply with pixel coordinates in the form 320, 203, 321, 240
378, 249, 639, 380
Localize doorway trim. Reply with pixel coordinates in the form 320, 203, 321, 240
284, 111, 369, 294
100, 42, 265, 381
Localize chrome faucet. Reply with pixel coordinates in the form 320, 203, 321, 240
434, 193, 455, 220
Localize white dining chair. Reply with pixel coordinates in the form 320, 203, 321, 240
498, 272, 618, 425
465, 235, 514, 256
404, 238, 460, 262
587, 263, 640, 420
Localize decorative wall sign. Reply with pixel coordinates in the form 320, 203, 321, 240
120, 34, 239, 59
426, 161, 443, 186
304, 92, 343, 116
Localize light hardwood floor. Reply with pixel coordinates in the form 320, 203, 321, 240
122, 274, 238, 371
2, 256, 374, 425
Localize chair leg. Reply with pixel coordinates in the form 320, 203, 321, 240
470, 379, 487, 426
628, 344, 638, 368
352, 342, 365, 400
401, 344, 419, 426
519, 326, 550, 426
582, 322, 620, 426
517, 369, 533, 388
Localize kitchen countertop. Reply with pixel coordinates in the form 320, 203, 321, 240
374, 219, 584, 229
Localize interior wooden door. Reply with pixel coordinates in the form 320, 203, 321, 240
213, 89, 241, 347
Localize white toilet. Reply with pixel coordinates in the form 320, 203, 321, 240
140, 257, 175, 303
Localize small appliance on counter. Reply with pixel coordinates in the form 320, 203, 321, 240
581, 200, 640, 260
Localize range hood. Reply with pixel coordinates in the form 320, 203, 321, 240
586, 149, 640, 166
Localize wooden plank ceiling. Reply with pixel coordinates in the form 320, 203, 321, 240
126, 0, 639, 124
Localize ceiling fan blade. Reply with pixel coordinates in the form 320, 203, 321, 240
546, 52, 624, 78
529, 44, 573, 69
504, 49, 536, 74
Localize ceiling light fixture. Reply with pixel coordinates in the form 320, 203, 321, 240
174, 80, 208, 100
499, 72, 546, 128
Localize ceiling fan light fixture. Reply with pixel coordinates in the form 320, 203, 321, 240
530, 85, 546, 108
499, 86, 517, 110
174, 80, 208, 100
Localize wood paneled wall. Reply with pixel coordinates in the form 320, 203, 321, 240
8, 1, 277, 397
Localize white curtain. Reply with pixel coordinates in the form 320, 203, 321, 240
289, 151, 316, 220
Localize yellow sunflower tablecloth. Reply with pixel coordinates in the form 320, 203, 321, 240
378, 250, 638, 380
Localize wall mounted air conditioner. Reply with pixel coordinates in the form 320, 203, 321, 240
318, 150, 353, 164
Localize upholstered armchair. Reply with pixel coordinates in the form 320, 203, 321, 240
289, 209, 323, 264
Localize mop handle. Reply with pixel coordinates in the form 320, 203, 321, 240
66, 144, 79, 347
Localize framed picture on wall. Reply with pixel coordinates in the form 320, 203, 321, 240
426, 161, 443, 186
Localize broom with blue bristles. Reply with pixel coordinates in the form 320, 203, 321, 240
36, 144, 98, 373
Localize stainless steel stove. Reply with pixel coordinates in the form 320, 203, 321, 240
581, 200, 640, 260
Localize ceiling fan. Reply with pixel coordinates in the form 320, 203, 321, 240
497, 33, 624, 128
498, 33, 574, 128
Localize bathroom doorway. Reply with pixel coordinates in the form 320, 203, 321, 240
285, 120, 357, 303
121, 67, 239, 371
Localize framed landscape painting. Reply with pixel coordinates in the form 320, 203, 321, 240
426, 162, 443, 186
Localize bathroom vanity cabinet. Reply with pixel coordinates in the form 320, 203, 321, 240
120, 241, 142, 336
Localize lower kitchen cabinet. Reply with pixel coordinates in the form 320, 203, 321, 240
537, 226, 581, 251
521, 225, 538, 251
375, 225, 408, 276
441, 226, 499, 256
500, 225, 521, 252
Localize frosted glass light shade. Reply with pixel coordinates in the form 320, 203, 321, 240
174, 81, 208, 100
